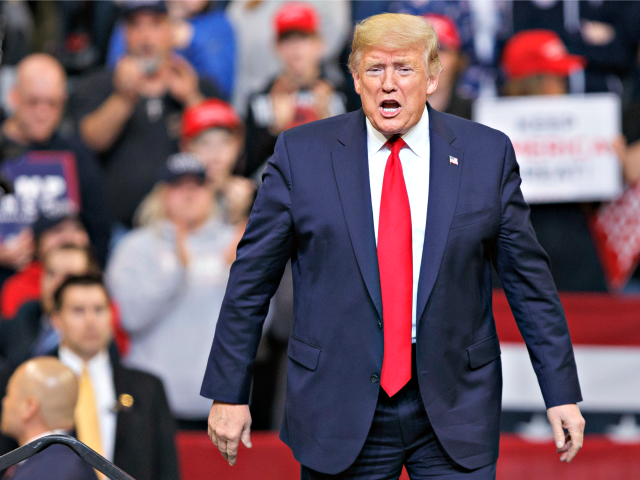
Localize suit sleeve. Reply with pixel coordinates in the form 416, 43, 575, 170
492, 135, 582, 409
200, 133, 294, 404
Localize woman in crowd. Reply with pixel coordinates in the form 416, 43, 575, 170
106, 153, 242, 427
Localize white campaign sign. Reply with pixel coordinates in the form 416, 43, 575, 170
474, 94, 623, 204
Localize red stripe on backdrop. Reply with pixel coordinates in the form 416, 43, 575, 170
176, 432, 640, 480
177, 431, 299, 480
497, 436, 640, 479
493, 290, 640, 346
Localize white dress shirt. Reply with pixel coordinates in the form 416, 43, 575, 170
59, 347, 117, 461
367, 106, 430, 342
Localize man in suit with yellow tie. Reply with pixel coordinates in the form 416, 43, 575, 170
49, 274, 179, 480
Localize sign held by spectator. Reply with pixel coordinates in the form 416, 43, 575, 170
0, 151, 80, 241
474, 93, 622, 204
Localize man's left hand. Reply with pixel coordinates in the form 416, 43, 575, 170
547, 403, 585, 463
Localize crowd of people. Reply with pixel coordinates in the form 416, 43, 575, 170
0, 0, 639, 478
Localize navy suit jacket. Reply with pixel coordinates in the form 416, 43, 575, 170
201, 105, 582, 473
2, 444, 97, 480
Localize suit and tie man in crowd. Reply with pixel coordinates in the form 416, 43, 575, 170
202, 13, 586, 480
47, 274, 179, 480
0, 357, 97, 480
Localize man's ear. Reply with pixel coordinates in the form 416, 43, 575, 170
20, 396, 40, 423
352, 71, 361, 95
426, 74, 439, 96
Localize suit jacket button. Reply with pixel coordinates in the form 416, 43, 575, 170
377, 320, 383, 330
370, 374, 380, 384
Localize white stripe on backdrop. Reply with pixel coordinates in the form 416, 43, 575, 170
501, 344, 640, 411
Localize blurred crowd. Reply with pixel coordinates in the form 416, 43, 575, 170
0, 0, 639, 478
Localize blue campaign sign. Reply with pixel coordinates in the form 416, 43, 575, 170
0, 151, 81, 241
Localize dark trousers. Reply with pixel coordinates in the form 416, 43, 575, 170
301, 348, 497, 480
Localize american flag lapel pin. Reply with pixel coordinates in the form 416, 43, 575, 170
449, 155, 458, 165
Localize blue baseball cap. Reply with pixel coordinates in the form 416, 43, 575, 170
161, 153, 207, 184
121, 1, 168, 19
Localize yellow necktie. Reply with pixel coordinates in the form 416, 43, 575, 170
75, 365, 103, 456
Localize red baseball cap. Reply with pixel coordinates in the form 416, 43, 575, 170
501, 29, 586, 79
422, 14, 461, 51
274, 2, 319, 37
181, 99, 242, 141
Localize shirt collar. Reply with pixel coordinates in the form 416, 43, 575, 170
59, 346, 110, 376
365, 105, 430, 158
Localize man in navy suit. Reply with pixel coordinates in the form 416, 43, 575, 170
201, 13, 585, 479
0, 357, 97, 480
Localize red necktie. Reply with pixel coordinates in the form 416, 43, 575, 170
378, 135, 412, 397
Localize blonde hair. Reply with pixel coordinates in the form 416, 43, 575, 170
134, 184, 167, 228
133, 182, 218, 229
348, 13, 442, 77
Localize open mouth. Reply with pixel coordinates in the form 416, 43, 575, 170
379, 100, 401, 117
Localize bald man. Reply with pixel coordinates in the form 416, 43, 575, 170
0, 357, 97, 480
0, 53, 110, 289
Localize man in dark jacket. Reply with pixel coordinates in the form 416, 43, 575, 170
70, 1, 219, 229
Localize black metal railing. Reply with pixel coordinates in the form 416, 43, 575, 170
0, 434, 134, 480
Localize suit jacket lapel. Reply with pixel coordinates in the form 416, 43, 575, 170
416, 106, 463, 323
331, 109, 383, 319
111, 358, 129, 460
51, 346, 129, 462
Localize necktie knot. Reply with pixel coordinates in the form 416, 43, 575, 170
386, 135, 406, 156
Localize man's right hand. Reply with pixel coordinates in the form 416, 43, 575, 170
113, 56, 143, 102
207, 401, 252, 466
